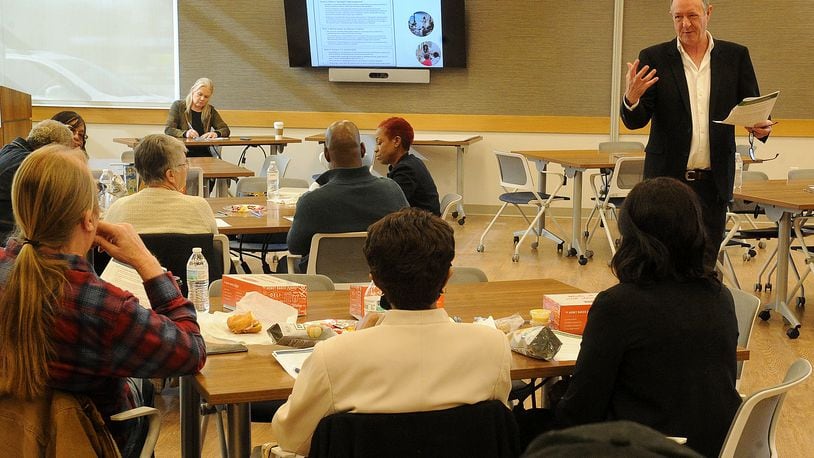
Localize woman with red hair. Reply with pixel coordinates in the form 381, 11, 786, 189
374, 117, 440, 215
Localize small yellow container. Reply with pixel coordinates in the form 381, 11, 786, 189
529, 308, 551, 326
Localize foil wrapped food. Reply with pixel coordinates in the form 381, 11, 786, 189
509, 326, 562, 360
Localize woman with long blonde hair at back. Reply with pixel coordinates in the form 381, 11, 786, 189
164, 77, 231, 157
0, 144, 206, 456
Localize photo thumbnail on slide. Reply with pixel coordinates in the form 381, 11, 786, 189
306, 0, 443, 68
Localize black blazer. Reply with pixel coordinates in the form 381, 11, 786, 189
620, 39, 761, 202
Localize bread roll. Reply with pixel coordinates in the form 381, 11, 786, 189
227, 311, 262, 334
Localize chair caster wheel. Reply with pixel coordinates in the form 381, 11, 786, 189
578, 256, 588, 266
457, 217, 466, 226
754, 283, 762, 292
758, 310, 771, 321
743, 253, 750, 262
748, 249, 757, 258
567, 247, 577, 257
531, 242, 539, 249
797, 297, 806, 307
584, 250, 594, 258
476, 244, 484, 253
557, 243, 564, 253
614, 238, 621, 247
787, 327, 800, 339
513, 236, 520, 245
765, 283, 772, 292
758, 241, 767, 249
583, 230, 590, 238
512, 254, 520, 263
452, 211, 459, 218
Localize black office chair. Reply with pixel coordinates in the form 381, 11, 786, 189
139, 233, 223, 297
308, 400, 520, 458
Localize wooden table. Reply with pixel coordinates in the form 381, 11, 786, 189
733, 179, 814, 339
113, 136, 302, 165
305, 134, 482, 224
179, 279, 750, 457
207, 195, 298, 235
515, 150, 764, 265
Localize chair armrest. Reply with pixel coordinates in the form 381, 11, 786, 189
110, 406, 161, 457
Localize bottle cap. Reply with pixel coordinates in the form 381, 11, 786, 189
192, 247, 202, 253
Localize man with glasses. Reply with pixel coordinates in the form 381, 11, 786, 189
621, 0, 773, 268
0, 119, 73, 240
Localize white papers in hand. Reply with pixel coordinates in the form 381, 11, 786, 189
714, 91, 779, 126
273, 348, 314, 379
101, 260, 151, 308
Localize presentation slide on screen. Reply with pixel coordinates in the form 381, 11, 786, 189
306, 0, 444, 68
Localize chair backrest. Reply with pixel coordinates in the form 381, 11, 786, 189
598, 141, 645, 153
606, 156, 645, 199
306, 232, 369, 284
280, 177, 310, 188
730, 171, 768, 214
495, 151, 535, 191
439, 193, 462, 221
719, 358, 812, 458
448, 266, 489, 284
308, 400, 519, 458
209, 279, 222, 297
736, 143, 756, 161
728, 287, 760, 383
120, 150, 135, 163
787, 168, 814, 181
235, 176, 267, 196
260, 154, 291, 178
271, 273, 336, 291
139, 233, 223, 297
185, 166, 205, 197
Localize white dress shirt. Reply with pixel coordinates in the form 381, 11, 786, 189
678, 32, 715, 170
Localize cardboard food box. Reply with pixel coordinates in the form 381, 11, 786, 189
349, 284, 445, 320
221, 274, 308, 316
542, 293, 597, 335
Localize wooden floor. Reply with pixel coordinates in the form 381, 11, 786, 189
154, 214, 814, 457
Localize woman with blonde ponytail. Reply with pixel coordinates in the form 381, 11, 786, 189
0, 144, 206, 455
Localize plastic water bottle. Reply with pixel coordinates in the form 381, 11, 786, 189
186, 247, 209, 312
98, 169, 115, 211
266, 160, 279, 201
733, 152, 744, 190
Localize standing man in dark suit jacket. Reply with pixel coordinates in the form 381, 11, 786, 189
621, 0, 774, 268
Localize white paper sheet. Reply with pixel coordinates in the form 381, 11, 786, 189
714, 91, 780, 126
100, 260, 151, 308
552, 331, 582, 361
196, 311, 276, 345
272, 347, 314, 379
215, 218, 231, 228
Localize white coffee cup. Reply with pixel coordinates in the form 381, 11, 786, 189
274, 121, 284, 139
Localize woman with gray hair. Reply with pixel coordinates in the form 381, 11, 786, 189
104, 134, 218, 234
164, 77, 230, 157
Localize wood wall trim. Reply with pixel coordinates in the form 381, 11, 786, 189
32, 107, 814, 137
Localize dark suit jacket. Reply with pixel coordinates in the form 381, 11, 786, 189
620, 38, 761, 202
556, 280, 741, 457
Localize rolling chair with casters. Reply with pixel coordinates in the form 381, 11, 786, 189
584, 156, 644, 259
448, 266, 488, 284
728, 286, 760, 391
719, 358, 812, 457
120, 149, 135, 163
477, 151, 568, 263
185, 166, 205, 197
440, 192, 464, 225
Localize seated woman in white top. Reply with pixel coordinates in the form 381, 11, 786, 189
104, 134, 218, 234
271, 208, 512, 456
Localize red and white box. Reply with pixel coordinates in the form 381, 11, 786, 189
542, 293, 597, 335
221, 274, 308, 316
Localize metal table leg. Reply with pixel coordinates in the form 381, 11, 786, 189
226, 403, 252, 458
770, 211, 802, 338
180, 375, 202, 458
454, 145, 467, 224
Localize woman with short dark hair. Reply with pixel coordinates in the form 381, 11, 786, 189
51, 110, 87, 153
555, 177, 740, 457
